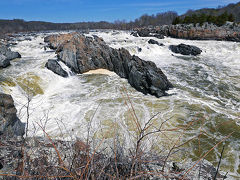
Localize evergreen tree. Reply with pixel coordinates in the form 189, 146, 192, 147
172, 17, 181, 25
228, 13, 235, 22
174, 12, 235, 26
199, 14, 207, 25
191, 14, 198, 24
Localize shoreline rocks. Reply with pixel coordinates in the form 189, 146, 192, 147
169, 43, 202, 56
44, 33, 173, 97
132, 22, 240, 42
0, 93, 25, 138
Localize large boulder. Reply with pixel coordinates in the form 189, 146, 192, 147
0, 43, 21, 68
5, 51, 21, 60
44, 33, 173, 97
0, 54, 10, 68
169, 43, 202, 56
148, 39, 164, 46
45, 59, 68, 77
0, 93, 25, 137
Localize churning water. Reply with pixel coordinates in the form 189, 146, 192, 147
0, 30, 239, 178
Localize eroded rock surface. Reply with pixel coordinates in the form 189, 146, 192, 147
44, 33, 173, 97
132, 23, 240, 42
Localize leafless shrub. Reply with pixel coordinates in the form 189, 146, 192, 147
0, 87, 233, 180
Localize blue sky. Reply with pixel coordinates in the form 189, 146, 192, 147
0, 0, 239, 23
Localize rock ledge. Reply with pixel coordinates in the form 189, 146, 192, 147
44, 33, 173, 97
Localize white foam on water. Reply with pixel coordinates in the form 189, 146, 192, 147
1, 30, 240, 178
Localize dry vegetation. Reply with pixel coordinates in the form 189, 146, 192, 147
0, 88, 233, 180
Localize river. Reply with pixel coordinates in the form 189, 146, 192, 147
0, 30, 239, 178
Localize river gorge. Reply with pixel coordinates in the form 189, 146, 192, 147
0, 30, 240, 178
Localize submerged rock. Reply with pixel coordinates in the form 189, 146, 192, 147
169, 43, 202, 56
45, 59, 68, 77
44, 33, 173, 97
0, 93, 25, 137
0, 43, 21, 68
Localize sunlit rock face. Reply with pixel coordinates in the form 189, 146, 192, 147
133, 23, 240, 42
44, 33, 173, 97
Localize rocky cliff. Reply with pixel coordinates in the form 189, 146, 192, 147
133, 22, 240, 42
44, 32, 173, 98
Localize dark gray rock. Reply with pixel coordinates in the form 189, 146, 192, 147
45, 33, 173, 98
130, 31, 139, 37
0, 44, 21, 59
153, 34, 164, 39
0, 43, 21, 68
137, 28, 150, 37
127, 56, 172, 97
24, 37, 32, 41
148, 39, 164, 46
169, 43, 202, 56
7, 42, 18, 47
0, 93, 25, 137
0, 54, 10, 68
5, 51, 21, 60
45, 59, 68, 77
132, 29, 165, 39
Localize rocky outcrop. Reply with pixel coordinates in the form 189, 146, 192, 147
0, 43, 21, 68
44, 33, 76, 49
148, 39, 164, 46
132, 23, 240, 42
131, 28, 164, 39
0, 93, 25, 137
44, 33, 173, 97
45, 59, 68, 77
169, 44, 202, 56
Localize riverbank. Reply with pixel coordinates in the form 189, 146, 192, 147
132, 22, 240, 42
0, 92, 225, 179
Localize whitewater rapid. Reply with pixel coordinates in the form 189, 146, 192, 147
0, 30, 239, 178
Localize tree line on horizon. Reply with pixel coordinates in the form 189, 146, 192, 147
0, 11, 178, 36
0, 1, 240, 36
0, 11, 177, 33
172, 12, 235, 26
